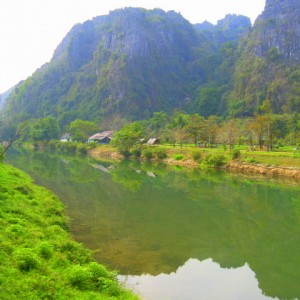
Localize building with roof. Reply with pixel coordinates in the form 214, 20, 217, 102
88, 131, 113, 144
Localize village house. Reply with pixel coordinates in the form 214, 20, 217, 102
146, 138, 160, 145
60, 133, 72, 142
87, 131, 113, 144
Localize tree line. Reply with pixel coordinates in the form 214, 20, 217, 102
12, 102, 300, 154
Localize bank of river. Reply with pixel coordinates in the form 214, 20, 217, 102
0, 162, 138, 299
88, 146, 300, 180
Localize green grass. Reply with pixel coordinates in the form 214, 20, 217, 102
0, 163, 138, 300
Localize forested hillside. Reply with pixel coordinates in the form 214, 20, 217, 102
0, 8, 250, 136
2, 0, 300, 137
230, 0, 300, 116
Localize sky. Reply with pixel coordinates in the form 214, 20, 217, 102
0, 0, 266, 94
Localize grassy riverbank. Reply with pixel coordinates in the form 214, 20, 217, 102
88, 144, 300, 178
0, 162, 138, 299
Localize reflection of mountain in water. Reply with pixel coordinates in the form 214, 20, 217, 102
119, 258, 277, 300
7, 148, 300, 300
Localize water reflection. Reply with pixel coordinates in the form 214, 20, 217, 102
119, 258, 277, 300
7, 148, 300, 300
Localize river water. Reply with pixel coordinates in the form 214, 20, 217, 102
7, 148, 300, 300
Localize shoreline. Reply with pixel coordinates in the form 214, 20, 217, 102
225, 160, 300, 179
0, 162, 138, 299
88, 147, 300, 180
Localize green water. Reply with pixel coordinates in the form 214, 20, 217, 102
7, 149, 300, 300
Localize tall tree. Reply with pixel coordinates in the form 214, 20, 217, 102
185, 114, 205, 146
68, 119, 99, 142
113, 122, 145, 154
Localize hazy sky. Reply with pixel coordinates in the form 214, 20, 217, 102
0, 0, 266, 93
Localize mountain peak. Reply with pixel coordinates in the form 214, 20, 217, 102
252, 0, 300, 63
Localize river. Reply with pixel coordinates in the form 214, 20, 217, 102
7, 148, 300, 300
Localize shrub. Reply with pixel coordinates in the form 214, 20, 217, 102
38, 242, 53, 260
88, 262, 112, 280
101, 278, 121, 296
15, 249, 40, 272
142, 149, 154, 160
68, 265, 91, 290
120, 149, 131, 158
173, 154, 184, 160
60, 241, 91, 264
244, 157, 256, 163
65, 143, 77, 154
192, 150, 202, 161
204, 154, 227, 167
77, 144, 88, 155
9, 224, 25, 236
153, 148, 168, 159
231, 149, 241, 160
87, 142, 97, 149
131, 147, 142, 158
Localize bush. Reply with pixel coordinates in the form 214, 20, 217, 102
153, 148, 168, 159
15, 249, 40, 272
231, 149, 241, 160
38, 242, 53, 260
192, 150, 202, 161
142, 149, 154, 160
65, 143, 77, 154
88, 262, 112, 280
120, 149, 131, 158
204, 154, 227, 167
173, 154, 184, 160
68, 265, 91, 290
131, 147, 142, 158
77, 144, 88, 155
60, 241, 91, 264
244, 157, 256, 163
86, 142, 97, 149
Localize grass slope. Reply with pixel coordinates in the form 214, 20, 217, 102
0, 163, 138, 300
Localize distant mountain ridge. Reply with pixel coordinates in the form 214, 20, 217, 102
0, 7, 250, 133
4, 1, 300, 134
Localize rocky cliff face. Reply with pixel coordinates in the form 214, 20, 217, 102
252, 0, 300, 63
1, 8, 220, 128
5, 1, 300, 129
195, 14, 251, 47
230, 0, 300, 116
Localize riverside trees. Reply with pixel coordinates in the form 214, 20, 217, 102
114, 112, 300, 151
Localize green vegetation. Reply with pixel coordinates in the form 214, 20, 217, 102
68, 119, 99, 142
0, 9, 251, 138
0, 162, 138, 299
47, 140, 96, 155
112, 122, 144, 155
18, 117, 59, 143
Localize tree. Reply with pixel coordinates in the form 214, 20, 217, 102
249, 114, 268, 150
68, 119, 98, 142
175, 128, 188, 148
149, 111, 169, 136
170, 112, 190, 129
185, 114, 205, 146
113, 122, 145, 154
289, 113, 300, 146
204, 115, 219, 147
260, 100, 275, 150
219, 119, 238, 150
20, 117, 59, 142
